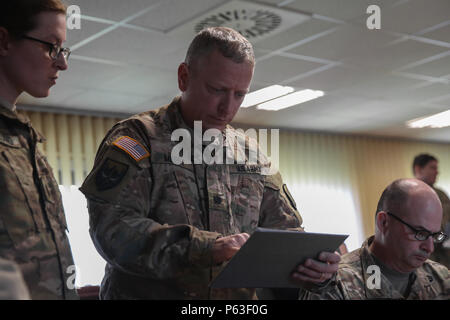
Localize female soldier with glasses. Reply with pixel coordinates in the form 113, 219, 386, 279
0, 0, 77, 299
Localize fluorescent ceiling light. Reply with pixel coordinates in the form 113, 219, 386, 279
256, 89, 324, 111
241, 85, 294, 108
407, 109, 450, 128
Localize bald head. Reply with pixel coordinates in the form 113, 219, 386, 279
376, 178, 442, 222
372, 178, 443, 272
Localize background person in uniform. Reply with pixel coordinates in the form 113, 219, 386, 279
0, 0, 78, 299
0, 258, 30, 300
300, 179, 449, 300
80, 27, 340, 300
413, 153, 450, 268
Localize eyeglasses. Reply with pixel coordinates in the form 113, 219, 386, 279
387, 212, 448, 243
22, 35, 71, 61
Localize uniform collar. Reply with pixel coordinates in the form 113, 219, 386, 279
359, 236, 419, 299
0, 103, 45, 143
168, 97, 235, 136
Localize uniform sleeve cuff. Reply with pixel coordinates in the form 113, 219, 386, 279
188, 228, 222, 268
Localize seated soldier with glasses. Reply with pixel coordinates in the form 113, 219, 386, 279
299, 178, 449, 300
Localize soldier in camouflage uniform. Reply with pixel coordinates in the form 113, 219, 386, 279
413, 153, 450, 268
300, 179, 449, 300
80, 27, 340, 300
0, 1, 78, 299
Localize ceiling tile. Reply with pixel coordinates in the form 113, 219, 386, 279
285, 0, 394, 21
129, 0, 226, 32
288, 65, 380, 92
66, 20, 108, 48
404, 55, 450, 78
98, 66, 178, 97
343, 39, 448, 72
379, 0, 450, 34
421, 23, 450, 43
337, 73, 423, 100
403, 83, 450, 103
72, 27, 188, 69
69, 0, 162, 21
254, 18, 336, 51
253, 55, 322, 84
48, 58, 128, 95
287, 25, 397, 63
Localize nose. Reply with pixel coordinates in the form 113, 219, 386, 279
54, 53, 68, 71
218, 92, 234, 118
420, 236, 434, 254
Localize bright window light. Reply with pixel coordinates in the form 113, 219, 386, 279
59, 185, 106, 287
286, 182, 364, 252
407, 109, 450, 128
256, 89, 324, 111
241, 85, 294, 108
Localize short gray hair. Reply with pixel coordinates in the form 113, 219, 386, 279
184, 27, 255, 69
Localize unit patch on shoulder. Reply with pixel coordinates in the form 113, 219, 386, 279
95, 158, 129, 191
112, 136, 150, 162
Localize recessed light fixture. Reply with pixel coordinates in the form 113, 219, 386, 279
241, 85, 294, 108
407, 109, 450, 128
256, 89, 324, 111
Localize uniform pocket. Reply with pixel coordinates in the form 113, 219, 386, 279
230, 172, 264, 232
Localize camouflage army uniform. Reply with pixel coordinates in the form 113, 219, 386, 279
0, 258, 30, 300
430, 187, 450, 268
80, 97, 303, 300
300, 236, 449, 300
0, 103, 78, 300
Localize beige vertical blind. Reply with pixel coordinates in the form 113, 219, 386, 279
20, 110, 122, 186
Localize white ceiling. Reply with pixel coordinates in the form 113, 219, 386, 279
18, 0, 450, 142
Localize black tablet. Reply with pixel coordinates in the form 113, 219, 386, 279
210, 228, 348, 288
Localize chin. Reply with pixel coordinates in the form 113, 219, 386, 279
28, 88, 51, 98
409, 258, 426, 269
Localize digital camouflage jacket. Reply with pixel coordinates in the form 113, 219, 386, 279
0, 104, 78, 300
80, 97, 304, 299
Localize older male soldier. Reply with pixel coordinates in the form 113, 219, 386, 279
413, 153, 450, 268
80, 27, 339, 300
300, 179, 449, 300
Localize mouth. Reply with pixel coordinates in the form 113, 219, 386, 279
50, 76, 58, 84
414, 254, 428, 262
210, 116, 228, 122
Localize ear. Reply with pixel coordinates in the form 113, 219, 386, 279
376, 211, 388, 233
413, 165, 421, 177
178, 62, 189, 92
0, 27, 11, 56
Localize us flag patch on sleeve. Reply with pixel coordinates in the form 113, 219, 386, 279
112, 136, 150, 162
